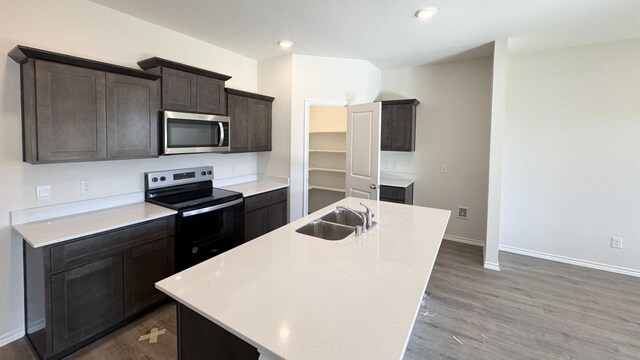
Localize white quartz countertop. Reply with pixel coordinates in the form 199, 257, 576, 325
218, 180, 288, 197
156, 197, 450, 360
380, 176, 414, 188
13, 202, 176, 248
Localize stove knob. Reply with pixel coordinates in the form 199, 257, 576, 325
207, 171, 212, 175
192, 247, 198, 254
201, 171, 206, 176
160, 176, 166, 181
151, 177, 158, 183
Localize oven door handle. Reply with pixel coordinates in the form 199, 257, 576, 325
218, 122, 225, 147
182, 198, 243, 217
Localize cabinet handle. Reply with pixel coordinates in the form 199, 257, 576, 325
370, 184, 377, 190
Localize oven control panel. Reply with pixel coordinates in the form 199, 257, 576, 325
145, 166, 213, 190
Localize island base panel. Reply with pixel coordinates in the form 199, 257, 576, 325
178, 304, 259, 360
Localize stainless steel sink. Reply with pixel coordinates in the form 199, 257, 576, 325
295, 220, 355, 240
320, 209, 365, 227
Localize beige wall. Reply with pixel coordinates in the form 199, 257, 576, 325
501, 37, 640, 274
380, 57, 493, 243
0, 0, 258, 339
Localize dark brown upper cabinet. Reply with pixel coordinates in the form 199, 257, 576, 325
8, 45, 161, 164
106, 73, 160, 159
137, 57, 230, 115
380, 99, 420, 152
226, 88, 274, 153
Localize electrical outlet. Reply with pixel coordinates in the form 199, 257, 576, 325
393, 162, 399, 170
80, 180, 92, 194
36, 185, 51, 201
611, 236, 623, 249
457, 206, 468, 219
441, 164, 448, 173
386, 162, 392, 169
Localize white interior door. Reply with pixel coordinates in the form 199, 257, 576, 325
346, 102, 381, 200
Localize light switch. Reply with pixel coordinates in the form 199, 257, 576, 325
36, 185, 51, 201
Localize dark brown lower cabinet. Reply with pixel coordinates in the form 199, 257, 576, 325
23, 216, 175, 360
51, 256, 124, 354
177, 304, 258, 360
243, 188, 288, 242
123, 238, 173, 316
380, 183, 414, 205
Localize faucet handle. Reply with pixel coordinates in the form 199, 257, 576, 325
359, 202, 373, 217
359, 202, 374, 230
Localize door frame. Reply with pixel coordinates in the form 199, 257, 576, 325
302, 99, 348, 216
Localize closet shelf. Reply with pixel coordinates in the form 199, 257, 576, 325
309, 167, 346, 173
309, 149, 346, 154
308, 185, 346, 193
309, 131, 346, 134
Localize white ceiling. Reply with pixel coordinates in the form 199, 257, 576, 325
89, 0, 640, 68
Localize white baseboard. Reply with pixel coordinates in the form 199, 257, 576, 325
443, 234, 484, 248
484, 261, 501, 271
499, 245, 640, 278
0, 326, 24, 348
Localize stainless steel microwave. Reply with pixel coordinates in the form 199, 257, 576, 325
163, 111, 230, 154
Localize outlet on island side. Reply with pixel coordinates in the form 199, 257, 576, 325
611, 236, 623, 249
457, 206, 468, 220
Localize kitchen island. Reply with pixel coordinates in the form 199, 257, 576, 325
156, 197, 450, 360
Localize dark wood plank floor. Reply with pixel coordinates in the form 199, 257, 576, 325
1, 240, 639, 359
405, 241, 640, 360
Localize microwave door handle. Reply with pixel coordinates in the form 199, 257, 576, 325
182, 198, 243, 218
218, 122, 225, 147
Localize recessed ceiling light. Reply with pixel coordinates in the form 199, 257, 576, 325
278, 40, 294, 48
415, 7, 438, 19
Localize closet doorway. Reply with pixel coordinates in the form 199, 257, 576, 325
303, 101, 348, 215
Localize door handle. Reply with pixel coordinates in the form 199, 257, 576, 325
218, 122, 225, 147
370, 184, 377, 190
182, 198, 243, 217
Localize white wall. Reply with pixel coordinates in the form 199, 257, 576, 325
485, 39, 508, 270
289, 55, 381, 220
257, 55, 293, 179
380, 57, 493, 243
0, 0, 258, 340
501, 37, 640, 275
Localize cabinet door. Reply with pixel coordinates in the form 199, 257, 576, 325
162, 67, 197, 111
266, 202, 287, 232
244, 208, 267, 242
248, 98, 272, 151
196, 75, 226, 115
106, 73, 160, 159
391, 104, 415, 151
34, 60, 107, 162
381, 104, 393, 151
51, 255, 123, 353
228, 94, 250, 152
123, 238, 173, 317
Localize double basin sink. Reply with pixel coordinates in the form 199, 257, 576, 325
296, 209, 367, 240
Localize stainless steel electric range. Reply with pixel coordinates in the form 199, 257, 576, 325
145, 166, 244, 271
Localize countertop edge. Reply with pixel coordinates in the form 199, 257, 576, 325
15, 205, 177, 248
218, 181, 289, 198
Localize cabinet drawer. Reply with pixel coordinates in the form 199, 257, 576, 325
50, 217, 174, 273
244, 188, 287, 213
380, 185, 405, 201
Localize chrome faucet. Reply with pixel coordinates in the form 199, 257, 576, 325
336, 203, 376, 235
359, 202, 374, 230
336, 205, 366, 235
